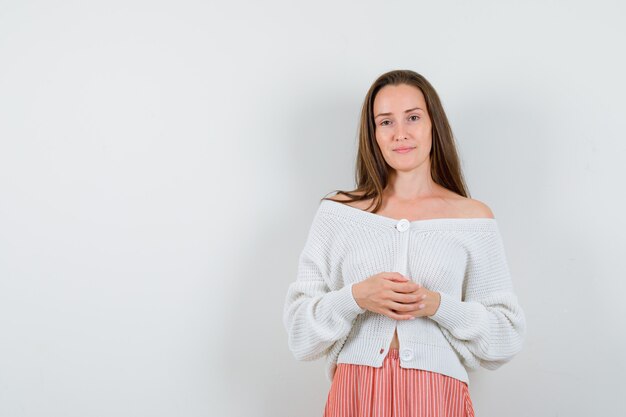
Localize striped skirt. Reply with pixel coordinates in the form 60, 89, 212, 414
323, 348, 475, 417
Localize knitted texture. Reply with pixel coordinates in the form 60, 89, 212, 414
282, 199, 527, 388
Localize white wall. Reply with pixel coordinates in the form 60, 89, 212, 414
1, 1, 624, 416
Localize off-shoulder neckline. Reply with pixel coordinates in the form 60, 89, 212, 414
319, 198, 498, 231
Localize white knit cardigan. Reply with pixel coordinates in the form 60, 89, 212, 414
282, 199, 527, 387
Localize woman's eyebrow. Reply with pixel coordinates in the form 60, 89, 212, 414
375, 107, 423, 118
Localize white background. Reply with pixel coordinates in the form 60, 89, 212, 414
1, 1, 624, 416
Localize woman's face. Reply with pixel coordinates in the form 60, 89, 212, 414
373, 83, 432, 172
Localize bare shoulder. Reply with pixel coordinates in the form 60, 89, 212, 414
326, 191, 372, 210
326, 192, 353, 202
459, 197, 495, 219
437, 187, 495, 219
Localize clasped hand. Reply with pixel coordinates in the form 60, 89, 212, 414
352, 272, 441, 320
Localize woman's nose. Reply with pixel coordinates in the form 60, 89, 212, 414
394, 125, 407, 140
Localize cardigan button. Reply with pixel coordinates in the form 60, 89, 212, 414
400, 348, 414, 361
396, 219, 410, 232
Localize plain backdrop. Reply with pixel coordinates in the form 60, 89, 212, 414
1, 1, 625, 416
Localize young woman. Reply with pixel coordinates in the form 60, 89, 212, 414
283, 69, 527, 417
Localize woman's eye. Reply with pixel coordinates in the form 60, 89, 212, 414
409, 115, 420, 121
380, 120, 390, 126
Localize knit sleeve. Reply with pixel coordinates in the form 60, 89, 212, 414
428, 227, 527, 371
282, 209, 366, 362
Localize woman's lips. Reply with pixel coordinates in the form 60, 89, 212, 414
393, 147, 415, 154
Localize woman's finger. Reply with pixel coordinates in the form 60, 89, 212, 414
388, 300, 419, 312
386, 309, 415, 320
390, 292, 422, 303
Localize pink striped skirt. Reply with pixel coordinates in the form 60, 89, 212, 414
323, 348, 475, 417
